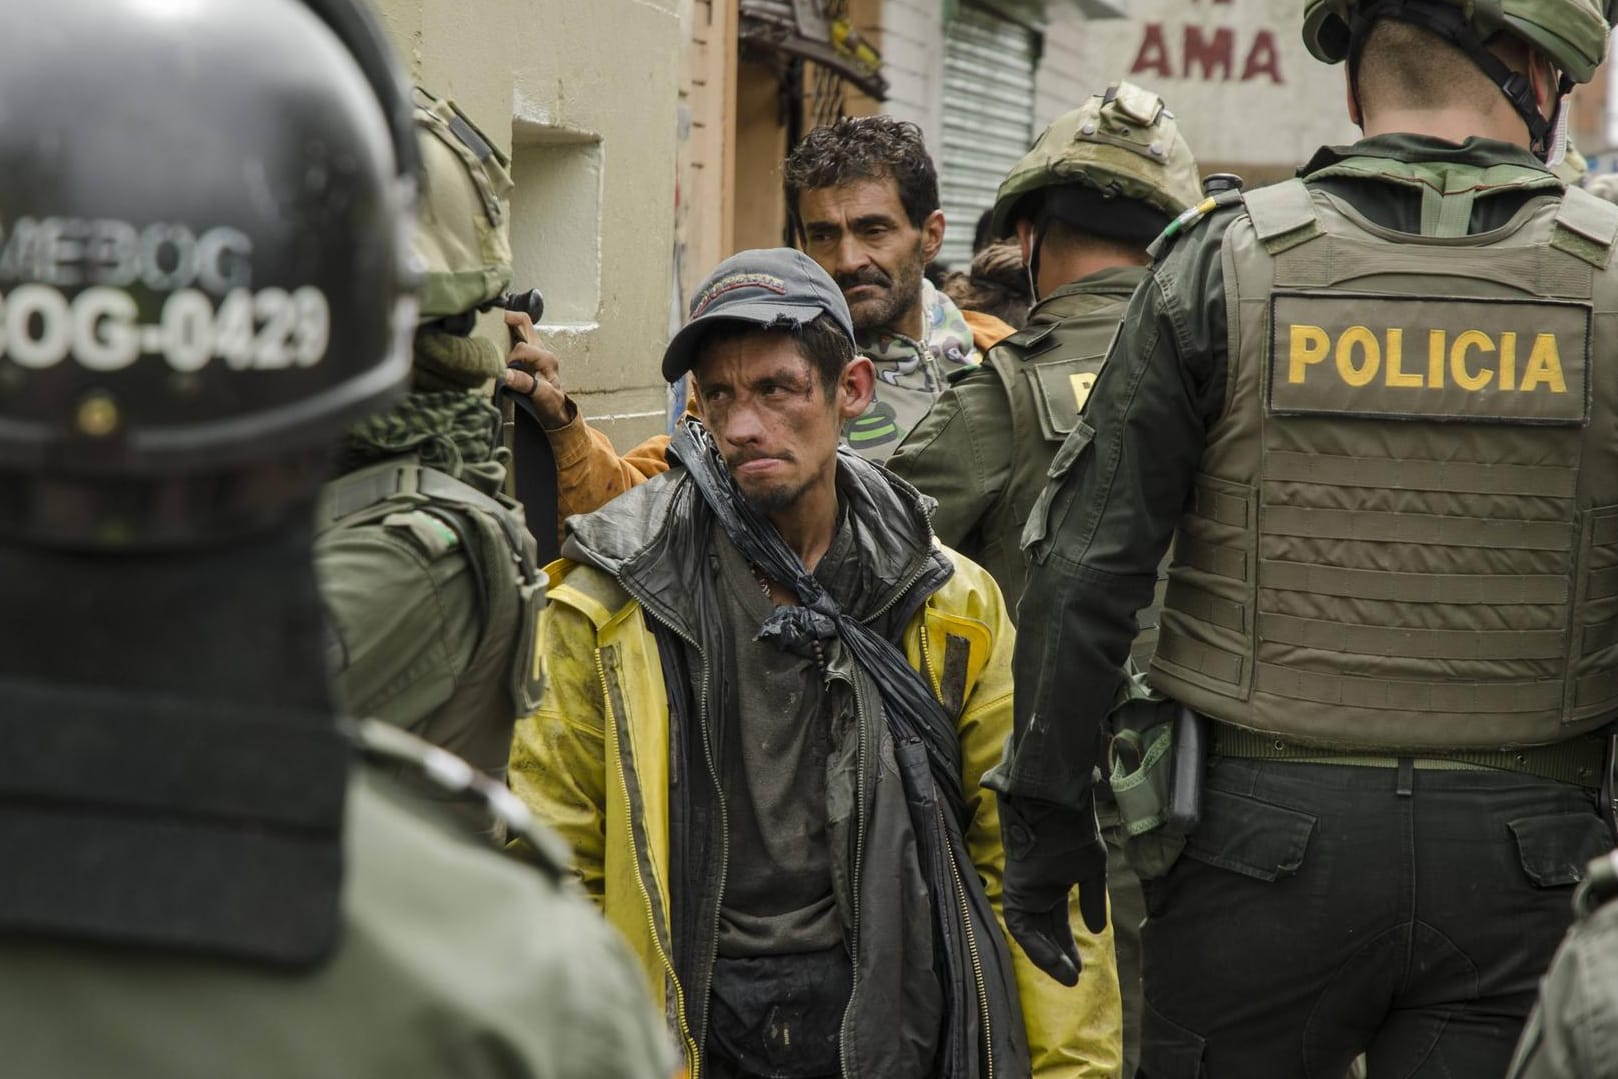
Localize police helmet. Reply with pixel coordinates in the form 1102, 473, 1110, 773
413, 91, 516, 323
0, 0, 417, 547
989, 82, 1202, 245
1302, 0, 1612, 155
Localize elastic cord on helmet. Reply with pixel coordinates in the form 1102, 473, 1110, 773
1346, 0, 1570, 159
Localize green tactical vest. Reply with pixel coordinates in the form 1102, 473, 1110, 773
1150, 176, 1618, 750
986, 269, 1166, 664
316, 459, 546, 781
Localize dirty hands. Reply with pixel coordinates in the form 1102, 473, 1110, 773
503, 309, 572, 429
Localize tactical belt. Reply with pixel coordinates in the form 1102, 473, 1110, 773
1210, 720, 1609, 789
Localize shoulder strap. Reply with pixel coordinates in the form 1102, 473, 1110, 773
319, 459, 539, 580
1553, 186, 1618, 269
1242, 178, 1322, 255
347, 718, 572, 882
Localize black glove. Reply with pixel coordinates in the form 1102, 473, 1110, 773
998, 792, 1108, 987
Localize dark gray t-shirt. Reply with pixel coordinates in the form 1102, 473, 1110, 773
712, 520, 860, 958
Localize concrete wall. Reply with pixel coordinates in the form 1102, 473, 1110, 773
373, 0, 684, 447
879, 0, 946, 151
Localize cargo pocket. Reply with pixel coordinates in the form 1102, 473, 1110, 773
1183, 787, 1316, 882
1020, 418, 1094, 555
1508, 811, 1613, 887
1140, 998, 1207, 1078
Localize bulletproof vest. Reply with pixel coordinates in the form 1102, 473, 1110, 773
985, 270, 1167, 663
316, 458, 545, 779
1150, 177, 1618, 749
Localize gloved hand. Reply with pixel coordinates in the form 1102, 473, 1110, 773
998, 792, 1108, 987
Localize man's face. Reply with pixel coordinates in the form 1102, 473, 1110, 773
693, 329, 864, 515
797, 178, 943, 336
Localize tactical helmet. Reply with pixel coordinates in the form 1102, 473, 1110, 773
1303, 0, 1611, 82
990, 82, 1202, 243
0, 0, 417, 547
1302, 0, 1611, 157
413, 92, 516, 322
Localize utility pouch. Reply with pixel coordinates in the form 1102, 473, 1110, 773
1104, 665, 1187, 879
1109, 724, 1173, 837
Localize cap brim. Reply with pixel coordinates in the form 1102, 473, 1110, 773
660, 300, 828, 382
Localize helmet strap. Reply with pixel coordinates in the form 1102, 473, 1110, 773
1346, 0, 1562, 159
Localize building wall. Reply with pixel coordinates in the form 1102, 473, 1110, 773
1040, 0, 1359, 184
879, 0, 947, 150
373, 0, 684, 447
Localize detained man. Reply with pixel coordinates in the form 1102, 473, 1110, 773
508, 248, 1120, 1078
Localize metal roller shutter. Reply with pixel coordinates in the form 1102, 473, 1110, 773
938, 5, 1038, 269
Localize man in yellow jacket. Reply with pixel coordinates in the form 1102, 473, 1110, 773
510, 248, 1121, 1079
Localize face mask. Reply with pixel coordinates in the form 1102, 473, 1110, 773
1544, 104, 1571, 169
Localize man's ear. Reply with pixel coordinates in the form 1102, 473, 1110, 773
920, 209, 946, 263
838, 356, 877, 420
1528, 50, 1560, 118
1016, 218, 1036, 265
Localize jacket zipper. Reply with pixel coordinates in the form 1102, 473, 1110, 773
838, 668, 872, 1079
625, 599, 727, 1079
598, 648, 702, 1074
919, 621, 996, 1078
944, 822, 994, 1079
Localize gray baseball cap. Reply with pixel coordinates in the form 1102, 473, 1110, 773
661, 247, 857, 382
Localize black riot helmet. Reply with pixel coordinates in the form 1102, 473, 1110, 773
0, 0, 418, 548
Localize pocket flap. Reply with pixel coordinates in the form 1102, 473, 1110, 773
1185, 788, 1316, 882
1509, 811, 1613, 887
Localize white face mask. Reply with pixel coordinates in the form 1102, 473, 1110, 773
1545, 103, 1571, 169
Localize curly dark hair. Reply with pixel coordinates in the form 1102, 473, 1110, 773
783, 115, 940, 234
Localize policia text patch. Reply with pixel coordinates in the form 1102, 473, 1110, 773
1268, 293, 1590, 426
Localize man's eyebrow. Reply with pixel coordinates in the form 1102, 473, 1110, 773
850, 212, 899, 230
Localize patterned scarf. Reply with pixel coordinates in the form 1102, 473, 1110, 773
340, 390, 502, 479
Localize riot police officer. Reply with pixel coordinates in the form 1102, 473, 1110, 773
990, 0, 1618, 1075
889, 81, 1202, 1077
0, 2, 673, 1075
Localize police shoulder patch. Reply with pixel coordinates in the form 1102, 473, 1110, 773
1147, 190, 1243, 261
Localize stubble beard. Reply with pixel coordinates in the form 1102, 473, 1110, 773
737, 474, 813, 517
847, 240, 926, 338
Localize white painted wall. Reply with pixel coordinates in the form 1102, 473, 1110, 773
374, 0, 684, 446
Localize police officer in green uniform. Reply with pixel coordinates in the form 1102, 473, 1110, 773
316, 89, 546, 826
0, 3, 674, 1076
989, 0, 1618, 1075
888, 82, 1200, 1078
1507, 850, 1618, 1079
888, 81, 1200, 647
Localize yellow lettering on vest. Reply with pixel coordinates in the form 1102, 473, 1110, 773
1288, 324, 1329, 383
1427, 329, 1446, 389
1070, 371, 1096, 411
1336, 325, 1379, 387
1500, 332, 1517, 391
1519, 334, 1567, 393
1449, 330, 1493, 392
1384, 328, 1420, 387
